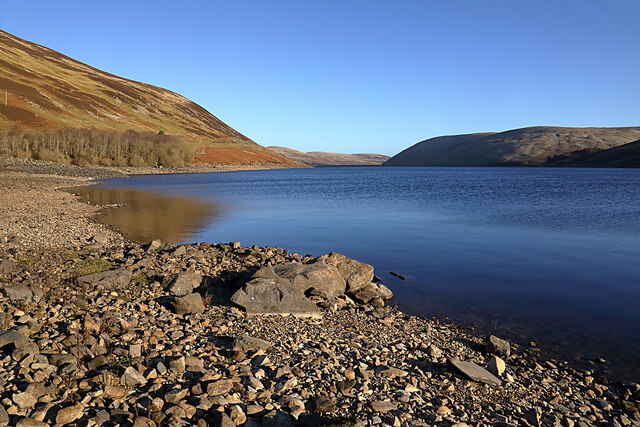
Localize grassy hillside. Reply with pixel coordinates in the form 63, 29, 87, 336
384, 126, 640, 166
547, 139, 640, 168
0, 30, 295, 165
269, 146, 390, 166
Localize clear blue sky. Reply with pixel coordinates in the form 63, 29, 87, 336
2, 1, 639, 155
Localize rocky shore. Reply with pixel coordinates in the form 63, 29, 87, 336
1, 160, 639, 426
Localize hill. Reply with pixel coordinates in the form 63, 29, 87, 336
384, 126, 640, 167
0, 30, 295, 165
268, 146, 390, 166
547, 139, 640, 168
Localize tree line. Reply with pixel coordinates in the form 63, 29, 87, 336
0, 127, 195, 167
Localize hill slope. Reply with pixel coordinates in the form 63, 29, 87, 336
384, 126, 640, 166
269, 146, 390, 166
548, 139, 640, 168
0, 30, 296, 165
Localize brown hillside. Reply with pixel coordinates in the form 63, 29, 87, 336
0, 30, 294, 165
384, 126, 640, 166
269, 146, 390, 166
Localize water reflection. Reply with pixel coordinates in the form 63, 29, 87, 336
66, 185, 220, 243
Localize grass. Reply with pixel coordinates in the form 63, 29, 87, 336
67, 258, 113, 277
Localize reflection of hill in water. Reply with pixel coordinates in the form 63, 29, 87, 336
66, 186, 220, 243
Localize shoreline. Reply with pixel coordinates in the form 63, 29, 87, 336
1, 158, 639, 426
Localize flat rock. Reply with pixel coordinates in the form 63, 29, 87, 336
0, 330, 29, 351
162, 272, 203, 296
449, 358, 502, 386
15, 419, 47, 427
2, 285, 34, 301
207, 379, 234, 396
314, 252, 374, 293
78, 268, 132, 290
0, 259, 16, 274
369, 400, 397, 413
353, 283, 394, 303
232, 335, 272, 353
0, 405, 7, 427
172, 293, 205, 315
375, 365, 408, 378
231, 278, 321, 317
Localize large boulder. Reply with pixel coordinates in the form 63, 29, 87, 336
253, 262, 345, 298
163, 272, 203, 296
231, 278, 321, 317
314, 252, 374, 293
78, 268, 132, 290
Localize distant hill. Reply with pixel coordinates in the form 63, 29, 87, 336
0, 30, 295, 165
269, 146, 390, 166
547, 139, 640, 168
384, 126, 640, 167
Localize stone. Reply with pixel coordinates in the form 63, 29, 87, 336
207, 379, 234, 396
55, 403, 83, 425
255, 262, 346, 298
172, 293, 205, 315
15, 419, 47, 427
231, 335, 272, 353
0, 405, 7, 427
2, 285, 39, 302
0, 259, 16, 274
314, 252, 374, 293
310, 396, 337, 413
427, 344, 442, 358
449, 358, 502, 386
162, 272, 203, 296
353, 283, 394, 303
169, 356, 186, 373
13, 391, 38, 409
0, 330, 29, 352
133, 417, 156, 427
122, 366, 147, 386
369, 400, 398, 413
486, 335, 511, 358
103, 384, 127, 399
487, 356, 506, 377
230, 278, 321, 317
78, 268, 132, 290
129, 343, 142, 358
376, 365, 408, 378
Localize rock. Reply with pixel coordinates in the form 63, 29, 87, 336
172, 293, 205, 315
0, 259, 16, 274
369, 400, 397, 413
133, 417, 156, 427
15, 419, 47, 427
146, 239, 162, 251
103, 384, 127, 399
77, 268, 132, 290
13, 391, 37, 409
231, 278, 321, 317
427, 344, 442, 358
487, 356, 506, 377
0, 405, 7, 427
55, 403, 83, 425
353, 283, 394, 303
310, 396, 337, 413
522, 407, 541, 427
0, 330, 29, 352
122, 366, 147, 386
449, 358, 502, 386
486, 335, 511, 358
376, 365, 408, 378
232, 335, 272, 353
207, 379, 234, 396
256, 262, 346, 298
2, 285, 41, 302
314, 252, 374, 293
162, 272, 203, 296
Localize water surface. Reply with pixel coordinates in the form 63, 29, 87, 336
78, 166, 640, 380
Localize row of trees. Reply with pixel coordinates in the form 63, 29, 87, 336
0, 127, 195, 167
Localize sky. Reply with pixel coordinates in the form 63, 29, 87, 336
2, 1, 639, 155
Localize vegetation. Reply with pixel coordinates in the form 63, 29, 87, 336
0, 126, 195, 167
545, 147, 603, 164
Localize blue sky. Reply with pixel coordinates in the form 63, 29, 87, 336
2, 1, 639, 155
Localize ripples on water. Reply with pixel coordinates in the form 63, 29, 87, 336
79, 167, 640, 380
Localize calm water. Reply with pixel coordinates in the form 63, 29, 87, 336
81, 167, 640, 380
